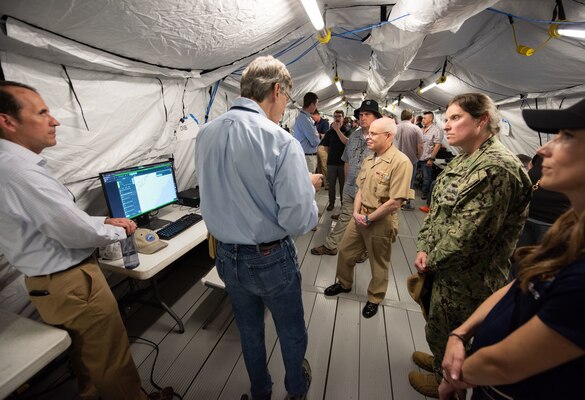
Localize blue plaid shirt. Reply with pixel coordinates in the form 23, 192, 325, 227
341, 127, 371, 199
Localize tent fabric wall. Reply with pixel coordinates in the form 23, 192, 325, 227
0, 0, 304, 72
1, 51, 209, 213
0, 0, 583, 210
390, 0, 500, 34
5, 18, 200, 78
1, 0, 584, 314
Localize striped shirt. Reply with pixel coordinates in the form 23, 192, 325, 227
0, 139, 125, 276
341, 127, 371, 198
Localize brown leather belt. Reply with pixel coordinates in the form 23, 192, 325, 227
35, 253, 95, 278
360, 205, 376, 215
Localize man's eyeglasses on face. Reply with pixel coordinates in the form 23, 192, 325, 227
281, 87, 292, 103
334, 114, 343, 119
363, 131, 390, 138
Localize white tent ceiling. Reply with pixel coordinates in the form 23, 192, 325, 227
2, 0, 584, 108
0, 0, 584, 209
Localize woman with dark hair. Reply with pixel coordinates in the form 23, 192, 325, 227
409, 93, 532, 398
440, 98, 585, 400
516, 153, 571, 247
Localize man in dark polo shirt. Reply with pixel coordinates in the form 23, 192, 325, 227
321, 109, 349, 211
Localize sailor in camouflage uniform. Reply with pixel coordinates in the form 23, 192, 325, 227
409, 93, 532, 398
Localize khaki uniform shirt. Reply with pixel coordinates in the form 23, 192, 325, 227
357, 145, 413, 231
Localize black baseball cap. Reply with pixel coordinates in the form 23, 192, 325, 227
353, 100, 382, 119
522, 98, 585, 134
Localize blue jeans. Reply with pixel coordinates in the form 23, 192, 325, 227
405, 161, 418, 207
427, 179, 437, 206
418, 160, 433, 196
216, 237, 308, 400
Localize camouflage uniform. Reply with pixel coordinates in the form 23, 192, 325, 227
416, 136, 531, 375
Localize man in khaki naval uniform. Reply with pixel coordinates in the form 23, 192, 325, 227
324, 117, 413, 318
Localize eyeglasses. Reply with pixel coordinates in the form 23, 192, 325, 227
281, 88, 292, 103
362, 131, 390, 138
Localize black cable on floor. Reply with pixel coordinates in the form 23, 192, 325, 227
129, 335, 184, 400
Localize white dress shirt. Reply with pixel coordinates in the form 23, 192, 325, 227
0, 139, 126, 276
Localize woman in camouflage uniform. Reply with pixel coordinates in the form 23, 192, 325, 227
439, 98, 585, 400
409, 93, 532, 398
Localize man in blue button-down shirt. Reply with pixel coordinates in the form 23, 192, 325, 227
196, 56, 322, 400
293, 92, 320, 173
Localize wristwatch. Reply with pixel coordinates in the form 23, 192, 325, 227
429, 157, 435, 162
365, 215, 372, 225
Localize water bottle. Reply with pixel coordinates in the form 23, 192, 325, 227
120, 234, 140, 269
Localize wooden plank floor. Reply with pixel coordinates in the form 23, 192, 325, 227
13, 191, 433, 400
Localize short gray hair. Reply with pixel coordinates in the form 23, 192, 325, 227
240, 56, 292, 102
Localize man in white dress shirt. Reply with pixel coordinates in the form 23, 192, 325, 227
0, 81, 171, 400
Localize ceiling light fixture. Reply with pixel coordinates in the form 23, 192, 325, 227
333, 75, 344, 93
548, 0, 585, 39
418, 59, 448, 94
549, 22, 585, 39
299, 0, 331, 43
299, 0, 324, 30
391, 94, 402, 107
419, 82, 437, 94
508, 1, 584, 58
332, 63, 343, 93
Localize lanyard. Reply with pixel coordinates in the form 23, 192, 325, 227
230, 105, 259, 114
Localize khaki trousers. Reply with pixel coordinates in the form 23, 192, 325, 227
304, 155, 318, 174
316, 145, 328, 185
324, 192, 354, 250
336, 212, 396, 303
25, 259, 145, 400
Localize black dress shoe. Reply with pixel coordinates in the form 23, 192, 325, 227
362, 301, 379, 318
324, 283, 351, 296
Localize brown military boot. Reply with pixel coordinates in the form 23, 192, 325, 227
310, 245, 337, 256
412, 351, 434, 372
408, 371, 440, 398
